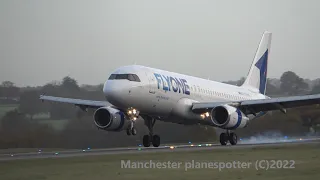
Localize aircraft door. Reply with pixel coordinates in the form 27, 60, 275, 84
145, 72, 156, 94
143, 72, 159, 114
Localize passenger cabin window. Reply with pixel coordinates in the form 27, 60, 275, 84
108, 74, 141, 82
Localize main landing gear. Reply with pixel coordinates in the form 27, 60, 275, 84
143, 117, 160, 147
219, 130, 238, 146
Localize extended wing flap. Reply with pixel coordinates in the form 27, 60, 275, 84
40, 95, 109, 108
240, 94, 320, 112
192, 94, 320, 114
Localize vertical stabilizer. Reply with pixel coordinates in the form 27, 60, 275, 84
241, 31, 272, 94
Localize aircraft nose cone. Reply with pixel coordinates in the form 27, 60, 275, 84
103, 81, 111, 96
103, 81, 127, 106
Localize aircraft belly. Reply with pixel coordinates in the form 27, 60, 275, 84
160, 114, 198, 125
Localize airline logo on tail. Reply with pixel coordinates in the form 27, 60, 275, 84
241, 31, 271, 95
255, 49, 268, 94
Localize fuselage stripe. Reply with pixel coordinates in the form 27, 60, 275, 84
114, 112, 125, 131
230, 109, 242, 129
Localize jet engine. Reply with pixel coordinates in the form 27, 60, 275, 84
210, 105, 249, 129
93, 106, 129, 131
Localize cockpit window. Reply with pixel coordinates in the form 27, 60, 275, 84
108, 74, 141, 82
128, 74, 135, 81
108, 74, 116, 80
116, 74, 128, 80
132, 74, 140, 82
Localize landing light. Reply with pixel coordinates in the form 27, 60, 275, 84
128, 110, 132, 114
133, 117, 137, 121
133, 109, 137, 114
200, 112, 210, 119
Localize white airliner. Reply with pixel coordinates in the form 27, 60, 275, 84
40, 31, 320, 147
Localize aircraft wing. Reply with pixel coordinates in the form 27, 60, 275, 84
192, 94, 320, 114
40, 95, 109, 108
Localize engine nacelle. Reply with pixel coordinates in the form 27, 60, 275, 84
210, 105, 249, 129
93, 106, 129, 131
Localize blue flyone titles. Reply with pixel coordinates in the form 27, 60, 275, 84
153, 73, 190, 95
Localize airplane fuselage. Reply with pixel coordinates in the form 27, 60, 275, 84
103, 65, 267, 125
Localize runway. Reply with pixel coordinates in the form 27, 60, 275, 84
1, 136, 320, 161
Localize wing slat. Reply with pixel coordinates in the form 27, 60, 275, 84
39, 95, 109, 108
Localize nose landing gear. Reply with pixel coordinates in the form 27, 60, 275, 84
126, 108, 139, 136
126, 121, 137, 136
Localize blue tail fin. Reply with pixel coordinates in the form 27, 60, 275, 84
241, 31, 272, 94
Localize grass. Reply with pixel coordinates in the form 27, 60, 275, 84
1, 143, 320, 180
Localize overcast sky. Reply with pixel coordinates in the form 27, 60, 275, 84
1, 0, 319, 87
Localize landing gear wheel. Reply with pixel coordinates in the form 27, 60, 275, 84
126, 127, 131, 136
142, 116, 160, 147
131, 127, 137, 136
143, 135, 151, 147
229, 133, 237, 145
152, 135, 160, 147
220, 133, 228, 145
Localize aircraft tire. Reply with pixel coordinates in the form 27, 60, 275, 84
220, 133, 228, 145
131, 127, 137, 136
229, 133, 237, 145
126, 127, 131, 136
152, 135, 160, 147
143, 135, 151, 147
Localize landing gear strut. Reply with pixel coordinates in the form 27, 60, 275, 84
126, 108, 139, 136
126, 120, 137, 136
143, 117, 160, 147
219, 130, 238, 145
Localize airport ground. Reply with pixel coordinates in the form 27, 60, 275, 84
1, 142, 320, 180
